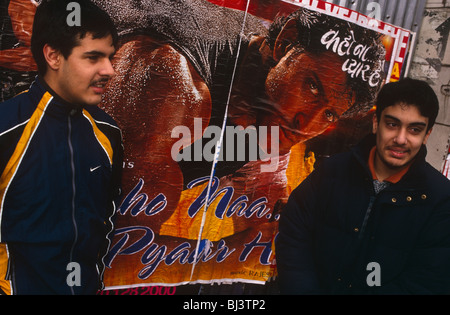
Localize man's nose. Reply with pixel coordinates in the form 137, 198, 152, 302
394, 128, 408, 145
100, 58, 115, 77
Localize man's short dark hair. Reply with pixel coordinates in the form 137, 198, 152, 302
267, 8, 386, 117
375, 78, 439, 131
31, 0, 118, 76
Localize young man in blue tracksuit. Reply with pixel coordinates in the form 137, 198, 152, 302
276, 78, 450, 294
0, 0, 123, 294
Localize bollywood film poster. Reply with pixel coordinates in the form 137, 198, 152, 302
0, 0, 413, 291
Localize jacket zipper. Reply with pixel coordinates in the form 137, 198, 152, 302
68, 115, 78, 295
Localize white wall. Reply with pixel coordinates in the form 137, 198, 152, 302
410, 0, 450, 171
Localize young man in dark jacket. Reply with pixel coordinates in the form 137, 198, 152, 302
276, 78, 450, 294
0, 0, 123, 295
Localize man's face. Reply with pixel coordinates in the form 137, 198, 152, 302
373, 103, 432, 173
263, 49, 354, 153
50, 33, 115, 106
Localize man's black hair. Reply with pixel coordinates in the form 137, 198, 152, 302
267, 8, 386, 117
31, 0, 118, 75
375, 78, 439, 131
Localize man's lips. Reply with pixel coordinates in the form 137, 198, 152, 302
387, 146, 410, 159
90, 80, 109, 93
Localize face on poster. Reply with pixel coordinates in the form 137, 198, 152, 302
0, 0, 411, 290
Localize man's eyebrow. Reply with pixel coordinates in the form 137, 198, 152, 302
384, 114, 427, 127
83, 50, 106, 56
83, 50, 115, 58
409, 122, 427, 127
383, 114, 400, 122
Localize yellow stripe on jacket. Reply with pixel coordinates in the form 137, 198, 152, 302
0, 92, 53, 236
82, 109, 113, 165
0, 243, 11, 295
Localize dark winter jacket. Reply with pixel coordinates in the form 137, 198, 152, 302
0, 77, 123, 295
276, 134, 450, 294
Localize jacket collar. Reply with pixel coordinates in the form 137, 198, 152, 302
368, 146, 411, 184
30, 76, 83, 116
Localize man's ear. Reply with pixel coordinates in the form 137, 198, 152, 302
42, 44, 62, 71
423, 128, 432, 145
273, 18, 298, 62
372, 113, 378, 134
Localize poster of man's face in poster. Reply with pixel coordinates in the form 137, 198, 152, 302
0, 0, 413, 293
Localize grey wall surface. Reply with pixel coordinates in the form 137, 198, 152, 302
323, 0, 427, 33
409, 0, 450, 172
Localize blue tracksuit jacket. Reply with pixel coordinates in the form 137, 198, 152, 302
0, 77, 123, 295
